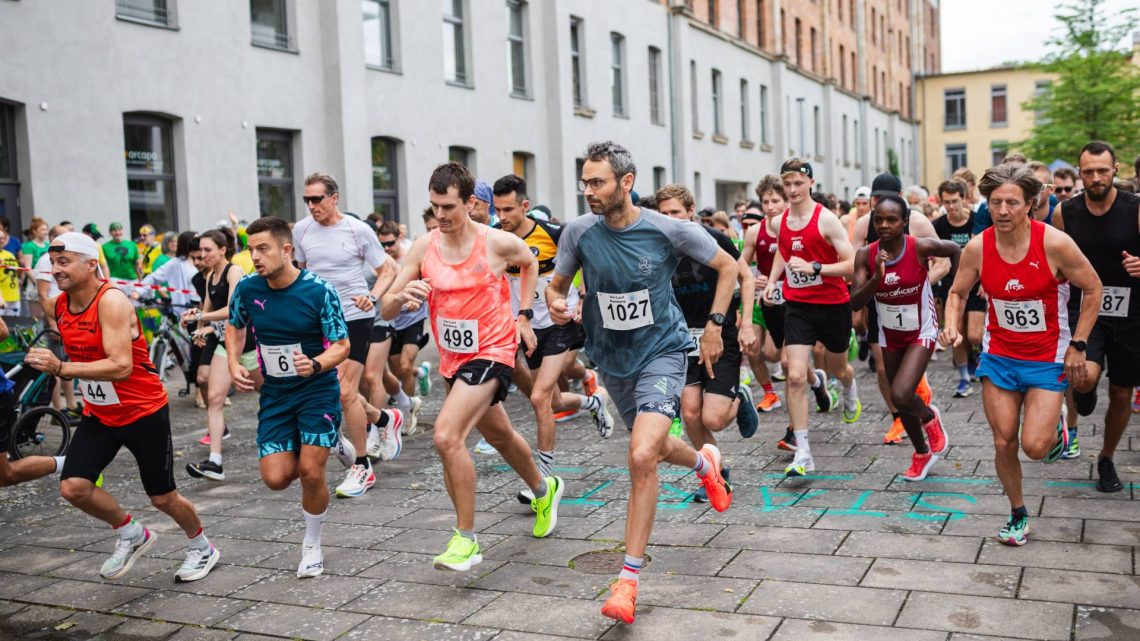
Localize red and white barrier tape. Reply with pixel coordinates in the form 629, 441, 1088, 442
0, 264, 196, 295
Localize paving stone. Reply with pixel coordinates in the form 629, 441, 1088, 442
6, 523, 115, 549
0, 572, 57, 599
471, 562, 607, 600
1075, 605, 1140, 640
179, 536, 293, 565
167, 628, 239, 641
632, 572, 756, 612
338, 615, 500, 641
695, 504, 824, 528
0, 604, 75, 633
942, 514, 1083, 543
861, 558, 1020, 598
587, 520, 724, 546
1081, 520, 1140, 546
719, 550, 872, 586
379, 528, 505, 556
464, 593, 614, 639
836, 530, 983, 562
599, 606, 779, 640
56, 610, 124, 635
219, 602, 370, 641
357, 552, 504, 588
0, 545, 96, 576
911, 492, 1043, 516
341, 580, 502, 623
484, 536, 603, 566
277, 522, 403, 548
48, 549, 174, 586
1020, 568, 1140, 609
210, 516, 304, 542
230, 572, 383, 609
707, 524, 846, 554
255, 545, 394, 577
491, 633, 585, 641
136, 563, 275, 597
383, 509, 513, 533
114, 590, 252, 626
103, 618, 183, 639
811, 509, 949, 534
896, 591, 1074, 640
1042, 497, 1139, 521
641, 544, 738, 577
739, 581, 907, 626
768, 618, 950, 641
977, 539, 1133, 574
20, 578, 149, 611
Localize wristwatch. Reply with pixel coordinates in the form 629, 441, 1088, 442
367, 295, 378, 305
309, 357, 323, 374
518, 308, 534, 320
1070, 339, 1087, 352
811, 261, 823, 276
707, 312, 726, 326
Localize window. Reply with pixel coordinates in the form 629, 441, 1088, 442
759, 84, 769, 145
648, 47, 663, 125
448, 145, 474, 173
883, 130, 889, 168
874, 126, 880, 171
813, 106, 820, 156
944, 88, 966, 129
990, 84, 1007, 126
250, 0, 291, 50
124, 114, 178, 233
991, 142, 1008, 167
693, 171, 702, 204
737, 0, 746, 37
946, 144, 968, 177
372, 137, 400, 222
653, 166, 666, 191
756, 0, 765, 48
512, 152, 533, 195
794, 18, 802, 66
872, 66, 878, 102
256, 129, 295, 221
0, 102, 18, 225
575, 158, 586, 216
880, 15, 885, 50
507, 0, 527, 96
839, 44, 846, 88
707, 0, 718, 27
810, 27, 817, 72
570, 18, 585, 107
871, 8, 876, 44
850, 52, 856, 91
853, 118, 860, 161
691, 60, 700, 133
1034, 80, 1051, 121
740, 79, 750, 140
837, 0, 843, 21
116, 0, 172, 26
842, 114, 849, 163
363, 0, 395, 70
780, 9, 786, 55
443, 0, 468, 85
611, 33, 626, 116
711, 69, 723, 136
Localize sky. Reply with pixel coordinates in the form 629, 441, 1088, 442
940, 0, 1138, 73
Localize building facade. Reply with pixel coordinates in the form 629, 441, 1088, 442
0, 0, 939, 237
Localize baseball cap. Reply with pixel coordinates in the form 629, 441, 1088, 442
742, 211, 764, 223
81, 223, 103, 240
108, 222, 123, 232
871, 173, 903, 197
854, 186, 872, 200
780, 160, 813, 178
138, 224, 155, 234
50, 232, 102, 259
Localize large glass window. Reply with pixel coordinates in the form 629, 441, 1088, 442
250, 0, 291, 50
759, 84, 769, 145
570, 17, 585, 108
691, 60, 700, 133
0, 103, 18, 226
256, 129, 295, 220
711, 69, 723, 136
124, 114, 178, 233
756, 0, 766, 48
443, 0, 468, 84
363, 0, 395, 70
740, 79, 750, 140
507, 0, 527, 96
946, 143, 968, 177
116, 0, 172, 26
944, 88, 966, 129
611, 33, 626, 117
372, 137, 400, 222
648, 47, 663, 125
991, 84, 1008, 126
991, 142, 1009, 167
448, 145, 474, 174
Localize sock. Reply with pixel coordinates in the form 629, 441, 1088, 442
794, 430, 810, 452
957, 364, 969, 381
891, 411, 901, 421
810, 370, 822, 388
208, 453, 222, 466
537, 450, 555, 479
376, 410, 391, 428
531, 477, 548, 499
355, 456, 370, 468
692, 451, 709, 477
393, 389, 411, 411
187, 526, 210, 552
53, 456, 64, 475
619, 555, 643, 583
761, 381, 774, 394
457, 529, 476, 542
1011, 505, 1029, 519
303, 509, 325, 546
115, 515, 143, 541
581, 394, 602, 414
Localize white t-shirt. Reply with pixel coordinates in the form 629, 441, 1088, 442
293, 215, 388, 322
34, 252, 60, 300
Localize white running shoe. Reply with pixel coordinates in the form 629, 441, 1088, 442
332, 435, 356, 469
380, 410, 404, 462
404, 396, 422, 436
473, 437, 496, 455
175, 544, 220, 583
590, 389, 614, 439
297, 543, 324, 578
100, 528, 157, 581
335, 464, 376, 498
366, 424, 383, 461
784, 449, 816, 478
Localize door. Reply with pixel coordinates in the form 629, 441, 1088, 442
0, 184, 18, 224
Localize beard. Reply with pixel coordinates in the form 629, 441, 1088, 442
589, 190, 626, 217
1086, 184, 1111, 201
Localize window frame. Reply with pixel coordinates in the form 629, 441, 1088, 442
759, 83, 769, 145
570, 17, 587, 108
116, 0, 176, 28
363, 0, 398, 71
711, 68, 724, 137
740, 78, 751, 141
443, 0, 470, 86
255, 127, 296, 222
990, 84, 1008, 127
610, 32, 627, 117
648, 46, 664, 125
250, 0, 294, 52
946, 143, 968, 177
943, 87, 966, 130
371, 136, 401, 223
124, 113, 180, 233
506, 0, 529, 97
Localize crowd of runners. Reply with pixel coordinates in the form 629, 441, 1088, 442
0, 138, 1137, 625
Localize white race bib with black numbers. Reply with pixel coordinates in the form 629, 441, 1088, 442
785, 266, 822, 289
769, 281, 785, 305
439, 318, 478, 353
260, 343, 300, 378
994, 300, 1046, 333
688, 327, 704, 356
78, 379, 120, 406
1101, 286, 1131, 318
598, 290, 654, 330
877, 302, 920, 332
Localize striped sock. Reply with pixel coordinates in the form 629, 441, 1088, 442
537, 450, 555, 478
619, 554, 643, 583
761, 381, 775, 394
581, 394, 601, 414
692, 451, 709, 478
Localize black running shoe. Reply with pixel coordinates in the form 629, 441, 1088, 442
857, 340, 869, 362
810, 369, 833, 413
186, 460, 225, 481
777, 428, 797, 451
1073, 388, 1098, 417
1097, 457, 1124, 493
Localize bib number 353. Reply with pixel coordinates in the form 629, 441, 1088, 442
439, 318, 478, 353
598, 290, 654, 330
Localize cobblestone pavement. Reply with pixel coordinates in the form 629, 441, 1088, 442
1, 347, 1138, 640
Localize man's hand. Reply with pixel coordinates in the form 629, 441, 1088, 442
738, 323, 758, 356
231, 363, 256, 391
698, 326, 724, 378
517, 318, 537, 356
1064, 346, 1088, 385
1122, 251, 1140, 278
25, 347, 61, 375
352, 295, 374, 312
787, 256, 813, 274
293, 351, 315, 378
550, 297, 574, 325
938, 325, 963, 349
398, 278, 431, 312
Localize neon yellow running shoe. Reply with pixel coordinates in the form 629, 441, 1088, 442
669, 417, 684, 437
96, 474, 104, 488
433, 529, 482, 571
531, 476, 565, 538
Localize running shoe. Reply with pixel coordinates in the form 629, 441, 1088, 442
784, 449, 815, 478
967, 355, 979, 381
1097, 457, 1125, 493
841, 382, 861, 424
1060, 427, 1081, 460
583, 368, 599, 397
954, 379, 972, 398
95, 474, 104, 488
772, 364, 786, 382
1133, 388, 1140, 413
668, 417, 684, 437
516, 488, 535, 505
810, 368, 833, 413
379, 410, 404, 462
997, 512, 1029, 546
175, 544, 220, 583
433, 530, 482, 571
297, 543, 324, 578
100, 527, 157, 581
901, 452, 938, 481
847, 329, 859, 362
883, 418, 906, 444
185, 460, 225, 481
416, 361, 432, 397
366, 424, 383, 461
335, 464, 375, 498
508, 382, 519, 394
332, 434, 357, 468
697, 445, 732, 512
601, 578, 638, 624
405, 395, 423, 436
739, 367, 753, 387
924, 405, 948, 455
531, 476, 564, 538
198, 425, 231, 446
1073, 388, 1098, 417
916, 375, 933, 406
736, 386, 760, 438
756, 391, 782, 412
473, 437, 497, 454
554, 408, 583, 424
590, 389, 615, 439
857, 339, 869, 362
693, 467, 729, 503
776, 427, 797, 452
1043, 415, 1070, 464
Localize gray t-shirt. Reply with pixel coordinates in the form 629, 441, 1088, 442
555, 208, 718, 378
293, 215, 388, 323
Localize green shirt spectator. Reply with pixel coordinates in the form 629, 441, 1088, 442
103, 222, 140, 281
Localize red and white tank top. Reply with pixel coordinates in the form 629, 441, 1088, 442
980, 220, 1071, 363
422, 225, 516, 377
56, 284, 168, 427
867, 236, 937, 350
778, 204, 850, 305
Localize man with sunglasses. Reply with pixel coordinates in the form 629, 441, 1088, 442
293, 172, 399, 499
1053, 167, 1078, 201
375, 221, 429, 436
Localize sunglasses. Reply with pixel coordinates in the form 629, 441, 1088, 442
380, 240, 397, 248
302, 192, 336, 205
1055, 186, 1073, 194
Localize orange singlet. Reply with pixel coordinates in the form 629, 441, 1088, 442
422, 225, 516, 377
56, 284, 168, 426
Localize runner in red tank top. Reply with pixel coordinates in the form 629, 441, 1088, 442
940, 164, 1102, 547
852, 196, 961, 481
761, 160, 860, 477
380, 162, 563, 572
26, 233, 220, 583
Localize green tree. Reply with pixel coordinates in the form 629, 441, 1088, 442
1019, 0, 1140, 169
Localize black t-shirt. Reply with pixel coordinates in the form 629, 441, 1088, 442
932, 212, 974, 288
671, 226, 740, 331
192, 272, 207, 301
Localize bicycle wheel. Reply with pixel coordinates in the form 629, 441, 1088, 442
9, 405, 71, 459
152, 338, 170, 384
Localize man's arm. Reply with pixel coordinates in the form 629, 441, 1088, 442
909, 214, 951, 283
849, 247, 877, 310
1051, 231, 1101, 345
61, 291, 135, 381
379, 235, 430, 321
816, 212, 855, 278
939, 238, 982, 347
492, 230, 539, 353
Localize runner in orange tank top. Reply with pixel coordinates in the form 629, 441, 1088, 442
26, 232, 220, 584
380, 162, 564, 572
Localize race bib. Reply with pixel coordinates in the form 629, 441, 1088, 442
78, 379, 119, 406
1101, 286, 1131, 318
260, 343, 300, 377
439, 317, 478, 353
598, 290, 654, 330
785, 265, 822, 289
688, 327, 704, 356
994, 299, 1046, 333
877, 302, 920, 332
768, 281, 785, 305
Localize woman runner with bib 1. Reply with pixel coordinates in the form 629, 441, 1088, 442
852, 195, 960, 481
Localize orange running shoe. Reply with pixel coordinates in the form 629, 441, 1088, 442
602, 578, 638, 624
916, 375, 933, 406
697, 445, 733, 512
924, 405, 948, 455
883, 418, 906, 444
756, 391, 782, 412
582, 369, 599, 398
554, 408, 582, 424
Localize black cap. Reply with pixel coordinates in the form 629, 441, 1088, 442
870, 173, 902, 197
780, 160, 813, 179
81, 223, 103, 240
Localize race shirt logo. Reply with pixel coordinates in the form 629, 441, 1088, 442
791, 238, 804, 252
637, 256, 654, 276
1004, 279, 1025, 293
884, 272, 900, 286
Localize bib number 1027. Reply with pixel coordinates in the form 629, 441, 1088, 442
598, 290, 654, 330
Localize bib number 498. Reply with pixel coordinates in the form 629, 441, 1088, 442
439, 318, 478, 353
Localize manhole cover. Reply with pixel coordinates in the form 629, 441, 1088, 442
570, 550, 651, 575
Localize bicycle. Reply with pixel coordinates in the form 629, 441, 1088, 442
144, 301, 195, 398
2, 323, 71, 459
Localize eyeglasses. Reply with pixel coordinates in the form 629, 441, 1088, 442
577, 178, 613, 191
302, 192, 337, 205
380, 240, 397, 248
1055, 186, 1073, 194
